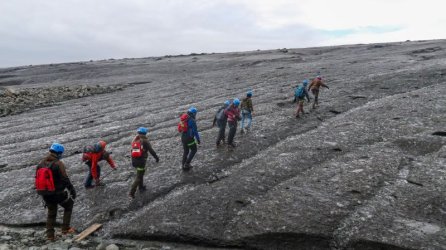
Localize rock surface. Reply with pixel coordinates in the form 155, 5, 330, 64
0, 40, 445, 249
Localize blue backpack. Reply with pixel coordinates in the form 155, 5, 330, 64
295, 86, 305, 98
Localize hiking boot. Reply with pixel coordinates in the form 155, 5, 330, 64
240, 128, 244, 134
85, 185, 95, 189
182, 163, 192, 171
62, 227, 76, 235
216, 142, 221, 148
139, 186, 147, 193
129, 193, 135, 199
47, 235, 56, 242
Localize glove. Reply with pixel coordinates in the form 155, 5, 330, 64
155, 155, 160, 163
112, 166, 117, 171
68, 185, 76, 200
197, 140, 201, 145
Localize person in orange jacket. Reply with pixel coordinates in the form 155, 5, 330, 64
82, 140, 116, 188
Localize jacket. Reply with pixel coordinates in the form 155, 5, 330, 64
308, 78, 329, 91
224, 105, 241, 123
82, 149, 116, 181
241, 97, 254, 112
39, 153, 76, 196
131, 134, 158, 166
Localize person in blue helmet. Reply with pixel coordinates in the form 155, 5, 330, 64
36, 143, 76, 241
213, 100, 230, 147
224, 98, 242, 149
129, 127, 159, 199
240, 90, 254, 134
295, 79, 311, 118
178, 107, 201, 170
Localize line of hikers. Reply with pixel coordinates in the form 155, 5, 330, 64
34, 75, 328, 241
293, 75, 329, 117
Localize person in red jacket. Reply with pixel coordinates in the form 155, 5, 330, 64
82, 140, 116, 188
224, 98, 242, 149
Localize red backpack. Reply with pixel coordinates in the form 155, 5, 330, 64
35, 160, 57, 196
178, 114, 189, 133
131, 137, 144, 158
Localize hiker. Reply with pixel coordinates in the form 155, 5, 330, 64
295, 79, 311, 118
35, 143, 76, 241
240, 90, 254, 134
178, 107, 201, 170
213, 100, 230, 147
82, 140, 117, 188
224, 98, 241, 149
308, 76, 329, 109
129, 127, 159, 198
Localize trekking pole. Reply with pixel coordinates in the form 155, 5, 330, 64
100, 169, 115, 182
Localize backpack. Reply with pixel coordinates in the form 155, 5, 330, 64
178, 114, 189, 133
215, 108, 225, 121
295, 86, 305, 98
35, 160, 57, 196
241, 98, 249, 110
131, 137, 144, 158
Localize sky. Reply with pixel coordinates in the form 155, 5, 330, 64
1, 0, 445, 68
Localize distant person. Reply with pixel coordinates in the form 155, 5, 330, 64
224, 98, 241, 149
35, 143, 76, 241
295, 79, 311, 118
129, 127, 159, 199
308, 76, 329, 109
213, 100, 230, 147
240, 90, 254, 134
82, 140, 117, 188
178, 107, 201, 170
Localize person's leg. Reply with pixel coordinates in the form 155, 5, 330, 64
227, 122, 236, 145
130, 167, 142, 196
186, 143, 197, 165
84, 165, 93, 188
138, 169, 146, 191
182, 140, 189, 166
241, 112, 245, 130
46, 201, 58, 240
60, 197, 74, 233
246, 112, 252, 129
216, 121, 224, 145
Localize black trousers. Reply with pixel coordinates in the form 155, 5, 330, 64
44, 192, 74, 237
182, 135, 197, 165
216, 119, 227, 144
227, 121, 237, 145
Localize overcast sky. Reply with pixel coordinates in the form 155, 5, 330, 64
1, 0, 445, 68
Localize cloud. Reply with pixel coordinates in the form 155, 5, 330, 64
0, 0, 445, 67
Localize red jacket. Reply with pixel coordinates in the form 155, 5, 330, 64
82, 150, 116, 180
224, 105, 241, 123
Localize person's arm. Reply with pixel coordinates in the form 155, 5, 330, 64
321, 82, 329, 89
191, 120, 200, 143
103, 151, 116, 169
57, 161, 76, 199
145, 140, 159, 162
305, 90, 311, 102
308, 81, 314, 91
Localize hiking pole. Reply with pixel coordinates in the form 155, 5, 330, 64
100, 168, 116, 182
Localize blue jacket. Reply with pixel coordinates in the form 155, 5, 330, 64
186, 114, 200, 142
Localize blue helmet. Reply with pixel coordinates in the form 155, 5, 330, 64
50, 143, 64, 154
233, 98, 241, 106
188, 107, 198, 114
303, 79, 309, 86
137, 127, 148, 135
224, 100, 231, 106
247, 90, 253, 97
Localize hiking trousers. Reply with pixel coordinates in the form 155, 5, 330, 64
44, 192, 74, 238
130, 160, 147, 196
216, 119, 227, 144
241, 110, 252, 130
85, 164, 101, 188
181, 135, 197, 166
227, 121, 237, 145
